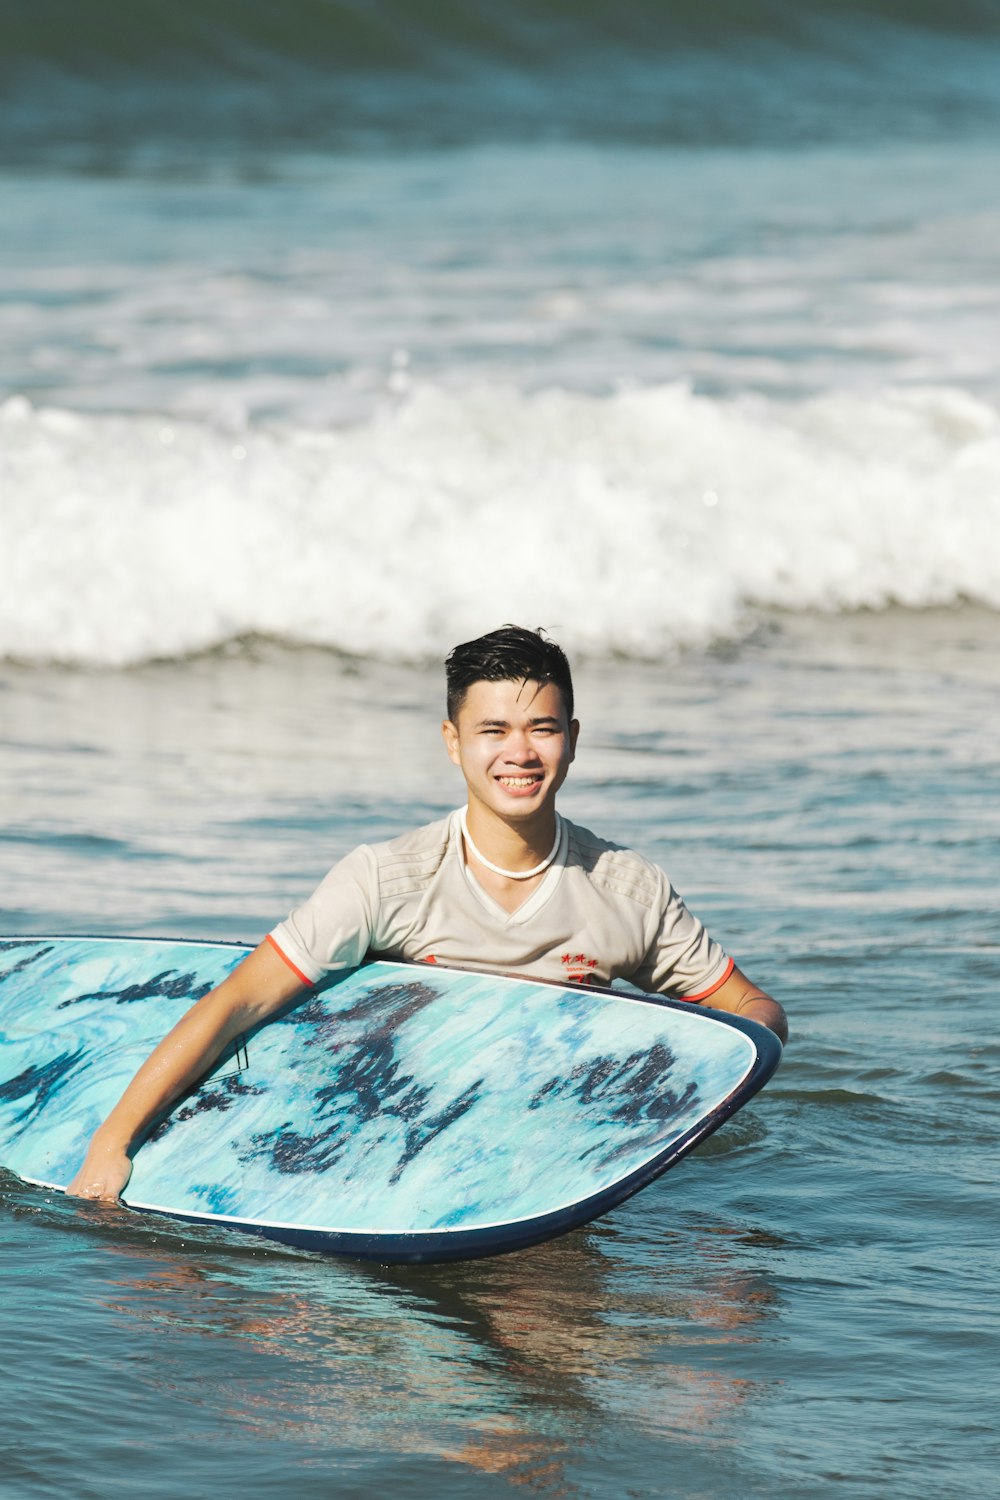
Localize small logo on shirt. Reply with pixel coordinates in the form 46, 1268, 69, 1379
562, 952, 599, 985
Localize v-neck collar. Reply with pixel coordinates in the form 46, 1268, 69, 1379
452, 810, 568, 926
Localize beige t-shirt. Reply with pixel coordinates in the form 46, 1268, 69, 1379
269, 812, 733, 1001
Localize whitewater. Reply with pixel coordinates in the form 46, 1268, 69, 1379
3, 132, 1000, 667
2, 381, 999, 664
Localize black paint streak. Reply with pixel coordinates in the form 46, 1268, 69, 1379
280, 979, 442, 1048
529, 1042, 700, 1164
391, 1079, 483, 1186
0, 1049, 85, 1127
245, 1033, 434, 1176
530, 1043, 677, 1111
243, 981, 479, 1180
57, 969, 213, 1009
314, 1034, 424, 1124
248, 1119, 348, 1176
147, 1073, 264, 1142
0, 943, 54, 988
336, 980, 442, 1033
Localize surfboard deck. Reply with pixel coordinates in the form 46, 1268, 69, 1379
0, 936, 781, 1263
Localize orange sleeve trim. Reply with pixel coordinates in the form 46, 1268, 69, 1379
683, 956, 735, 1003
265, 933, 314, 988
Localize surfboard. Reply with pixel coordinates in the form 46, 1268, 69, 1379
0, 936, 781, 1263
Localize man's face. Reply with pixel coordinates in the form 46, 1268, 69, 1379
442, 678, 579, 826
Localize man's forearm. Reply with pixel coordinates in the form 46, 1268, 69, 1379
66, 940, 307, 1199
705, 965, 788, 1043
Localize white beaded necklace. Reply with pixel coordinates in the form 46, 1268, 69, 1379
459, 808, 562, 881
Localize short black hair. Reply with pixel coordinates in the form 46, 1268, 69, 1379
445, 625, 574, 723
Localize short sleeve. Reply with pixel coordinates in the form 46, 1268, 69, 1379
268, 845, 379, 984
629, 870, 733, 1000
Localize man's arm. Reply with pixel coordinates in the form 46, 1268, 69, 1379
66, 939, 308, 1202
701, 965, 788, 1043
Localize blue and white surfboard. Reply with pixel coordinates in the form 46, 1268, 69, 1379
0, 937, 781, 1262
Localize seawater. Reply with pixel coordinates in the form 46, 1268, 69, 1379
2, 616, 999, 1498
2, 3, 1000, 1495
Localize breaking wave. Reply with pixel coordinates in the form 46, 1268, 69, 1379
2, 381, 998, 666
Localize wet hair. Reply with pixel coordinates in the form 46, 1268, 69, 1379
445, 625, 574, 723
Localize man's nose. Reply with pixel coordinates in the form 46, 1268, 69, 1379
505, 732, 539, 762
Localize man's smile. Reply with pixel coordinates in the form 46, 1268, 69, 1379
496, 773, 544, 791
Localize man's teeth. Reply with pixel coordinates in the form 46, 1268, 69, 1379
498, 776, 540, 786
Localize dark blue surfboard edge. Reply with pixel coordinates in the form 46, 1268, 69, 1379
0, 935, 255, 953
3, 937, 782, 1265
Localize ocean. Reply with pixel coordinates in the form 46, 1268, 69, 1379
1, 2, 999, 1495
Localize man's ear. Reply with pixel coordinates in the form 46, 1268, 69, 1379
569, 718, 580, 762
442, 719, 461, 766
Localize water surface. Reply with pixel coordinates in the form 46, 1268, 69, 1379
3, 3, 1000, 1493
3, 614, 998, 1497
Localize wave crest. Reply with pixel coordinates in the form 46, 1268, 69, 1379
2, 382, 998, 666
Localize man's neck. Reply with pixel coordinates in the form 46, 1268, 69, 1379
462, 803, 559, 874
459, 804, 561, 916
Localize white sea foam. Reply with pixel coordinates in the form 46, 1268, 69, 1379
2, 382, 998, 666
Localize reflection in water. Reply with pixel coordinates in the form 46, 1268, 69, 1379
59, 1195, 782, 1490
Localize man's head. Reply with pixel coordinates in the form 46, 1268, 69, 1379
443, 627, 578, 828
445, 625, 574, 725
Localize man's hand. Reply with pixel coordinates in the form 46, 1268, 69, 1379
66, 1132, 133, 1202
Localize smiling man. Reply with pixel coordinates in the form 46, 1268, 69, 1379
68, 624, 786, 1202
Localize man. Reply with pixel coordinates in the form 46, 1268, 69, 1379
68, 625, 786, 1202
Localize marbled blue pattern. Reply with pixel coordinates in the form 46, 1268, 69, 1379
0, 938, 771, 1247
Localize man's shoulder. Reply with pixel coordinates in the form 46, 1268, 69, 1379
373, 814, 455, 896
562, 818, 665, 908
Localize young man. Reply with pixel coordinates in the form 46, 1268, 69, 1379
68, 625, 786, 1202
